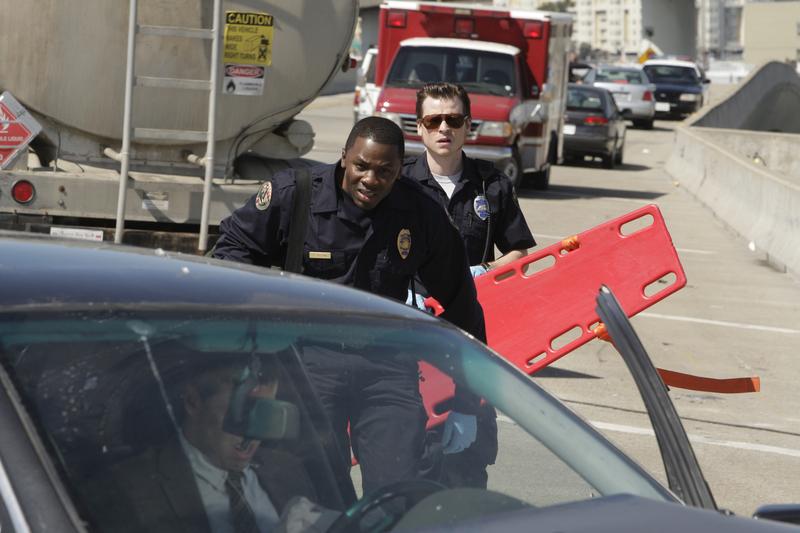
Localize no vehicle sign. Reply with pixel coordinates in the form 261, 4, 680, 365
224, 11, 273, 67
0, 91, 42, 170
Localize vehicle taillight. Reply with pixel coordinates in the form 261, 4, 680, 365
354, 88, 360, 105
386, 10, 406, 28
454, 17, 474, 35
584, 116, 608, 126
643, 91, 653, 101
11, 179, 35, 204
523, 21, 543, 39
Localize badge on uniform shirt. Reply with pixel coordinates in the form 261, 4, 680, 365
255, 181, 272, 211
397, 229, 411, 259
473, 195, 490, 221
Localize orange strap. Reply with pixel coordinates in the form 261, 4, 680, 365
561, 235, 580, 251
657, 368, 760, 394
591, 323, 760, 393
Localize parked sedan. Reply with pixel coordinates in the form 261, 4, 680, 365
643, 59, 709, 117
1, 232, 798, 532
583, 65, 656, 129
563, 84, 628, 169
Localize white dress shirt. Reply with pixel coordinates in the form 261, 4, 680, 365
180, 434, 280, 533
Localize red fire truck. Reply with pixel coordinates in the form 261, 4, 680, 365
373, 1, 572, 189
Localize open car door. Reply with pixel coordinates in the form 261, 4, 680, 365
595, 285, 717, 510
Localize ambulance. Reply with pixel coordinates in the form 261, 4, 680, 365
373, 1, 572, 189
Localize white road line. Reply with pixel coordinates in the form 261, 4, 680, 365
676, 247, 717, 255
591, 421, 800, 459
638, 312, 800, 335
497, 416, 800, 458
538, 191, 647, 204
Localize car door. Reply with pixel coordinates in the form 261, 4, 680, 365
595, 286, 717, 509
0, 368, 83, 532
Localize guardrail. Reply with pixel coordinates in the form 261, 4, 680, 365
666, 61, 800, 278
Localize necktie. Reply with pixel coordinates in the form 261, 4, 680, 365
225, 470, 259, 533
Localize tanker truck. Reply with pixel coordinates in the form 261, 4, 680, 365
0, 0, 358, 252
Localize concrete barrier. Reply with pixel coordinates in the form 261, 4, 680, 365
666, 62, 800, 278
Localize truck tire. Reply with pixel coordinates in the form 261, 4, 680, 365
528, 166, 550, 190
602, 146, 616, 169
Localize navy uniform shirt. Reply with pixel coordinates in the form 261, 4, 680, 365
213, 163, 486, 373
402, 155, 535, 265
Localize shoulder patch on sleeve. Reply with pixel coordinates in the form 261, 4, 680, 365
255, 181, 273, 210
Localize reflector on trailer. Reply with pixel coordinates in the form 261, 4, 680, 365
11, 179, 35, 204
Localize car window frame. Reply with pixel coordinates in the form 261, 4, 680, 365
0, 365, 85, 532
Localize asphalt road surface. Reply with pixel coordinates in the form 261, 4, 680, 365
297, 93, 800, 516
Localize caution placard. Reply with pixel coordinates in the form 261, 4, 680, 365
224, 11, 273, 67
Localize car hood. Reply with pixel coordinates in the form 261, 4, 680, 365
407, 494, 800, 533
0, 232, 440, 324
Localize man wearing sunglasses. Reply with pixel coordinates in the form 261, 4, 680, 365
404, 83, 535, 490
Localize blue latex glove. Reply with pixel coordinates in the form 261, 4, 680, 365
441, 411, 477, 454
469, 264, 488, 278
405, 289, 427, 311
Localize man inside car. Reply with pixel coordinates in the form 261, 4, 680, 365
88, 355, 333, 533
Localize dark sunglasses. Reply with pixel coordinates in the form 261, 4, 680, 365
419, 113, 468, 130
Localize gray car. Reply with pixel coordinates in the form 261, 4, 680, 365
0, 232, 799, 532
584, 65, 657, 129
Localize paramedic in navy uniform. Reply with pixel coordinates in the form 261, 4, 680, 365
403, 82, 536, 489
213, 116, 485, 500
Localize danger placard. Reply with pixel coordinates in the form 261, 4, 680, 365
224, 11, 273, 67
0, 91, 42, 170
223, 64, 265, 96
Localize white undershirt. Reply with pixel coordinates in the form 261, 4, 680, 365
431, 170, 462, 200
180, 434, 280, 533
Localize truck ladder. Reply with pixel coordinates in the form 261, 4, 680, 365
113, 0, 222, 252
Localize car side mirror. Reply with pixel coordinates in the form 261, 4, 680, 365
753, 504, 800, 526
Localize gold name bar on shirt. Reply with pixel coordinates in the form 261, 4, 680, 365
308, 251, 332, 260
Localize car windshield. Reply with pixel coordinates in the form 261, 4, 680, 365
592, 68, 648, 85
644, 65, 699, 84
567, 88, 606, 111
0, 304, 673, 531
386, 46, 517, 97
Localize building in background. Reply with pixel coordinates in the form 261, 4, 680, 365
696, 0, 745, 62
742, 1, 800, 66
495, 0, 798, 67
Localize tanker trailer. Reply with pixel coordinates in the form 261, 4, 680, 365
0, 0, 358, 252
